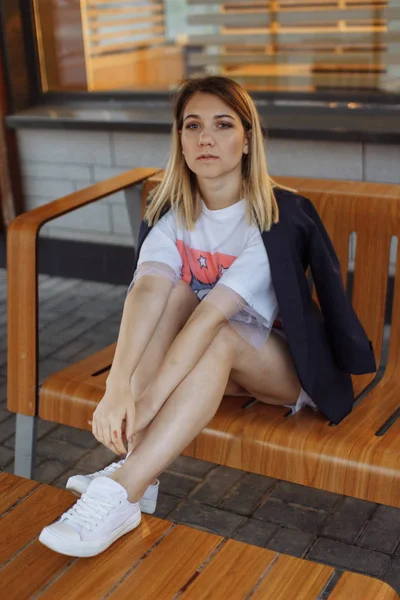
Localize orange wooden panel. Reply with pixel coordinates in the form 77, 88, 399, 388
0, 472, 39, 514
0, 541, 71, 600
0, 484, 75, 563
7, 168, 160, 417
329, 571, 399, 600
251, 554, 333, 600
180, 539, 277, 599
39, 517, 171, 600
39, 343, 116, 428
107, 525, 222, 600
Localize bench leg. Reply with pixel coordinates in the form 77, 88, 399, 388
14, 414, 37, 479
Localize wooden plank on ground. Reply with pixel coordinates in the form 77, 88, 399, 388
0, 472, 39, 514
107, 525, 222, 599
0, 541, 72, 600
180, 539, 277, 599
0, 485, 75, 563
38, 516, 171, 599
329, 571, 400, 600
251, 554, 334, 600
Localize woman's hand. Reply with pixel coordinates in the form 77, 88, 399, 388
91, 385, 136, 455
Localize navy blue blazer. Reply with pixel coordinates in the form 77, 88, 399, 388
132, 188, 376, 424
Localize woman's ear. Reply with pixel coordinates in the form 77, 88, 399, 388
243, 132, 250, 155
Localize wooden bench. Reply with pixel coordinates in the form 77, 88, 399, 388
1, 472, 398, 600
7, 169, 400, 508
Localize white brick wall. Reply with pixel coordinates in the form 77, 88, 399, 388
16, 129, 400, 250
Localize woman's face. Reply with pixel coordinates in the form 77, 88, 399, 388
180, 92, 249, 182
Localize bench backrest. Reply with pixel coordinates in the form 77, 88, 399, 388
143, 175, 400, 395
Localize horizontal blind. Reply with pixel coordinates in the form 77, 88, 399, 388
81, 0, 166, 57
185, 0, 400, 91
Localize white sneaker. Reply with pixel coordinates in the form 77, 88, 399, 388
66, 458, 159, 515
39, 477, 141, 557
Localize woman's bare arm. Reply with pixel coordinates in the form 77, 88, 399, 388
106, 275, 174, 392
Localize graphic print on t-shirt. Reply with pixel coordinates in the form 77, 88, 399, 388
176, 240, 236, 300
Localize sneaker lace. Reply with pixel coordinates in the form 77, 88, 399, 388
91, 459, 125, 478
64, 494, 118, 531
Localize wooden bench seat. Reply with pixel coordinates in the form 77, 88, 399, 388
1, 472, 398, 600
7, 169, 400, 507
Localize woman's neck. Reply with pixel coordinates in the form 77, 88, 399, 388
197, 174, 242, 211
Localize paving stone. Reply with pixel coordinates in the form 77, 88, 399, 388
48, 424, 98, 449
0, 445, 14, 468
168, 455, 214, 479
383, 556, 400, 595
220, 473, 276, 515
37, 418, 59, 439
358, 505, 400, 554
52, 465, 93, 490
321, 497, 377, 543
233, 519, 279, 548
154, 493, 182, 520
170, 499, 247, 537
34, 459, 70, 485
159, 471, 199, 498
0, 415, 16, 444
253, 498, 329, 534
191, 465, 245, 506
307, 538, 390, 578
270, 481, 341, 511
74, 444, 116, 472
267, 528, 316, 558
52, 337, 94, 361
36, 437, 90, 464
0, 379, 6, 402
0, 407, 12, 422
39, 358, 73, 382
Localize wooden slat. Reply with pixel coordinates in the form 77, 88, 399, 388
107, 526, 222, 599
0, 485, 75, 563
251, 554, 333, 600
189, 7, 397, 26
329, 571, 400, 600
0, 541, 71, 600
90, 26, 165, 44
90, 36, 166, 55
188, 30, 392, 46
187, 52, 397, 67
87, 4, 163, 17
180, 539, 278, 598
39, 517, 171, 599
87, 15, 164, 33
0, 472, 39, 514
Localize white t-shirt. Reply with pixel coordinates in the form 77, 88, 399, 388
134, 199, 278, 334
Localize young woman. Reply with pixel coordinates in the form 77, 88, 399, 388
39, 76, 376, 557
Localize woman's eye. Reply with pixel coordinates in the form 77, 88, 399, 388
185, 123, 199, 129
217, 122, 232, 129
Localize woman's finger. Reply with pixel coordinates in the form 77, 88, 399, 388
125, 405, 136, 443
111, 422, 127, 455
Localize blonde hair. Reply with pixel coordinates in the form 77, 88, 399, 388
145, 76, 296, 231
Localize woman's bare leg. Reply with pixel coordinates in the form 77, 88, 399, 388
112, 324, 301, 502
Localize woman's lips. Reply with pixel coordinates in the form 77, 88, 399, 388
197, 155, 219, 161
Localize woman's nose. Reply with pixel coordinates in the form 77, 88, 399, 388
199, 129, 214, 145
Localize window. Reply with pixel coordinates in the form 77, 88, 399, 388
32, 0, 400, 95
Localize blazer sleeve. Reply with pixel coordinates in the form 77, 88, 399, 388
300, 195, 376, 374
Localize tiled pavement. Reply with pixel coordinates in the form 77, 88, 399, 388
0, 267, 399, 594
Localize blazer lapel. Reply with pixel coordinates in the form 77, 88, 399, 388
261, 220, 309, 383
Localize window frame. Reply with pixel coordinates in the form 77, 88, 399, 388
2, 0, 400, 118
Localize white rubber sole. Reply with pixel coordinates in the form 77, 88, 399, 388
39, 512, 142, 558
